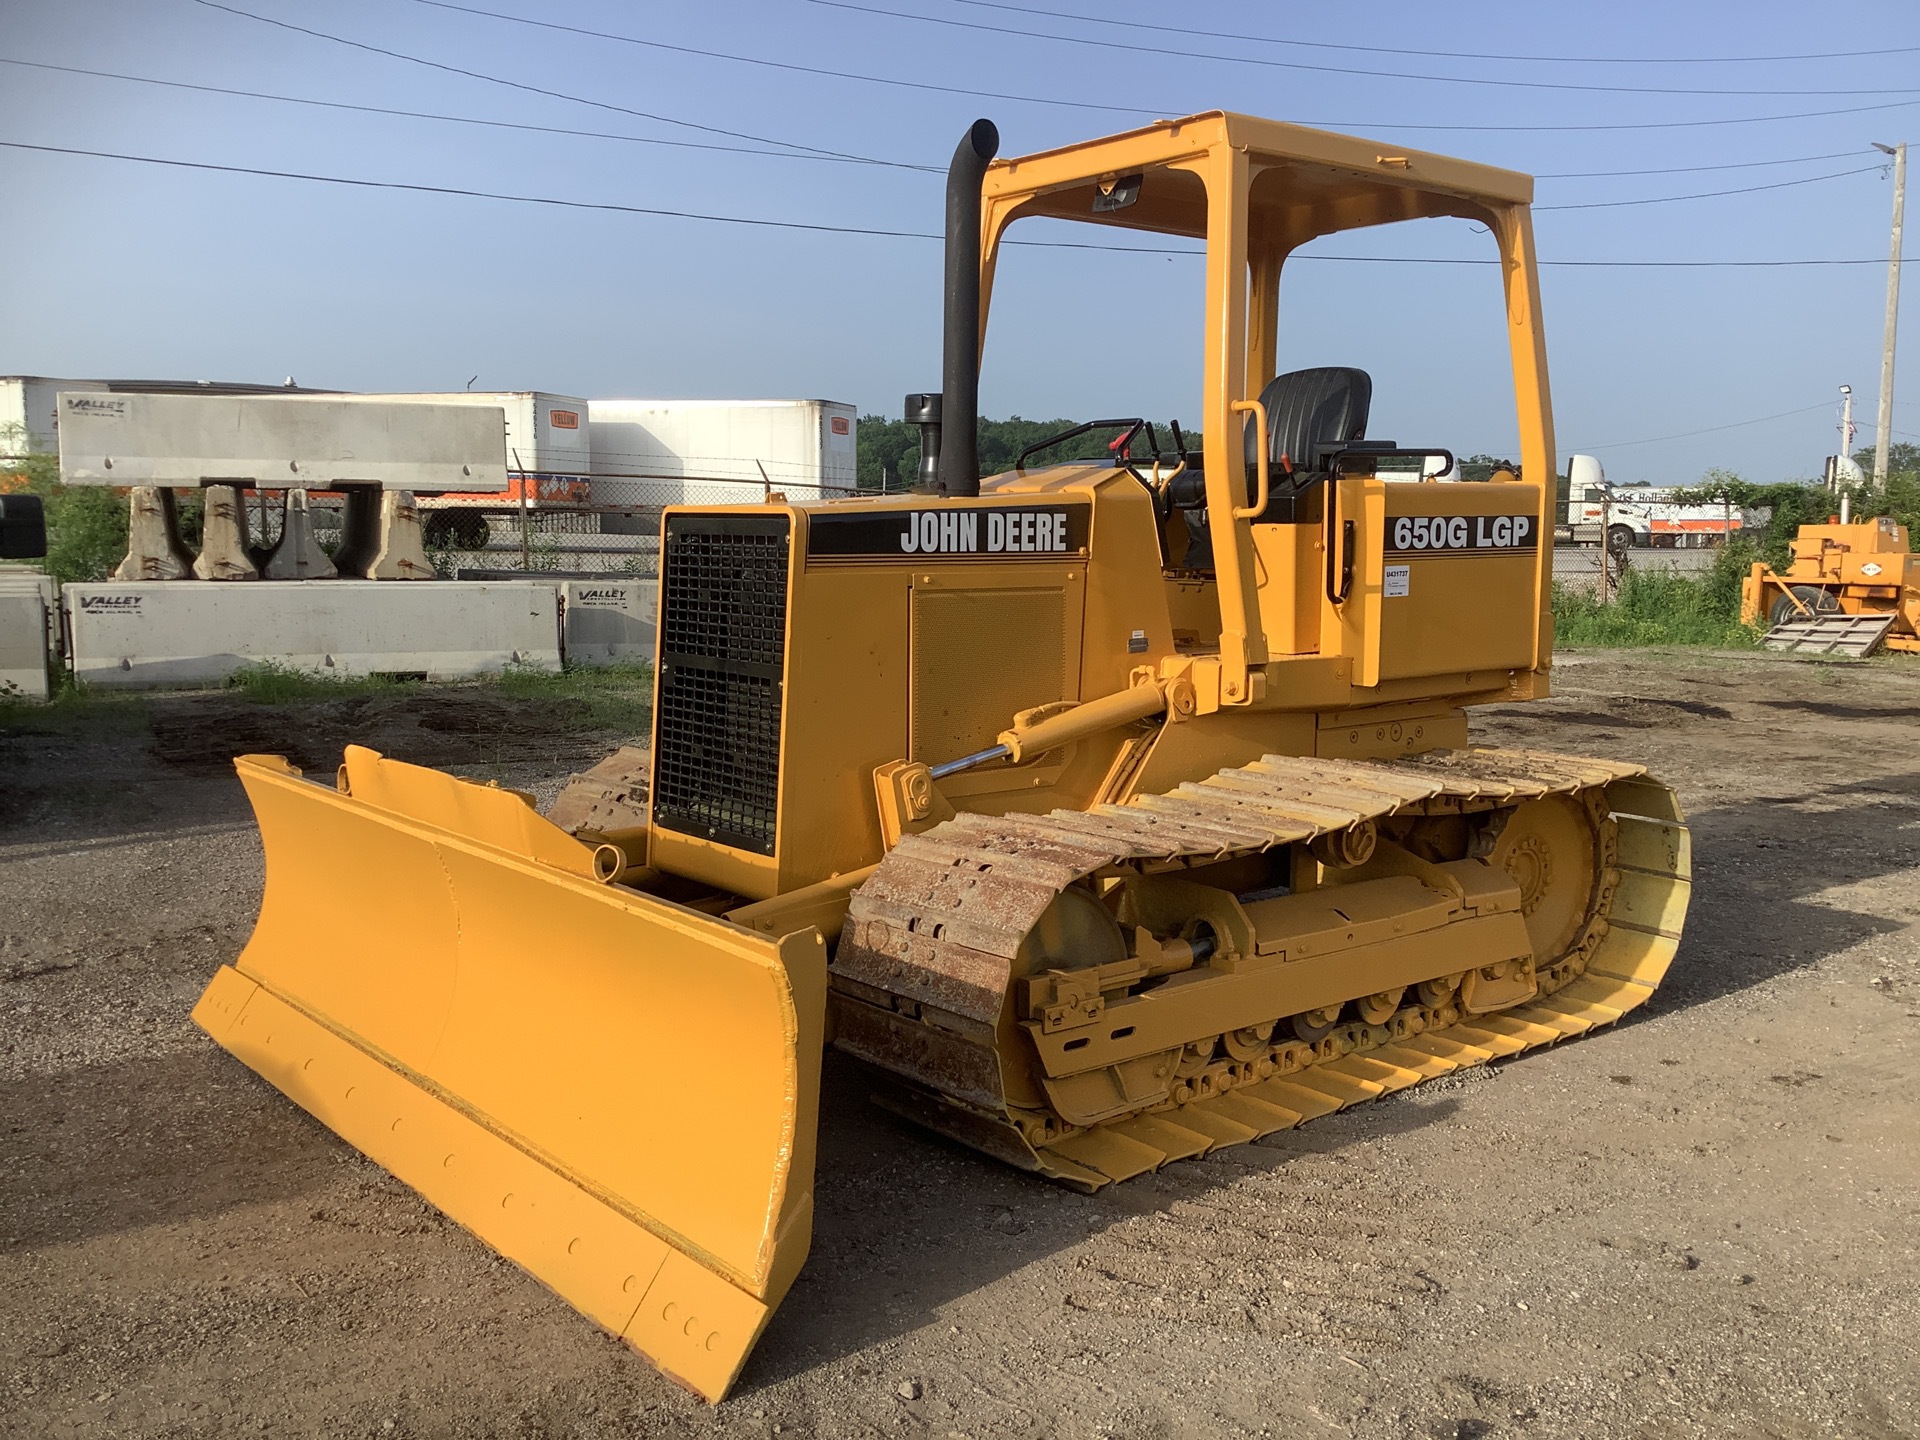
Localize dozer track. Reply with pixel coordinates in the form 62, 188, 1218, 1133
831, 747, 1689, 1189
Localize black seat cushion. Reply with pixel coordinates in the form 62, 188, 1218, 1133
1243, 366, 1372, 474
1179, 366, 1373, 569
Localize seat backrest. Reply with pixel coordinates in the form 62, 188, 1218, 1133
1243, 366, 1372, 471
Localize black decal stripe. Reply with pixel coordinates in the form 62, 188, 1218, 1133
807, 504, 1090, 560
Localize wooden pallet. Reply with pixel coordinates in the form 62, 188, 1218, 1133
1761, 611, 1897, 656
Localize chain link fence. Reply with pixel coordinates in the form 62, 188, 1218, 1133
282, 473, 861, 579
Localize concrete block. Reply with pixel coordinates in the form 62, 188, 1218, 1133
65, 580, 561, 689
0, 572, 56, 701
560, 578, 656, 666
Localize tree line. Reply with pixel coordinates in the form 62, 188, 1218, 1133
1672, 442, 1920, 567
856, 415, 1199, 491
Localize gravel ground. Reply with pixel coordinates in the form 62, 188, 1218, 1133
2, 651, 1917, 1440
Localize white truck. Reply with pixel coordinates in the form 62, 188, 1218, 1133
588, 399, 857, 532
1559, 455, 1753, 554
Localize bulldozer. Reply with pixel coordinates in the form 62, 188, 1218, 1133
193, 112, 1692, 1401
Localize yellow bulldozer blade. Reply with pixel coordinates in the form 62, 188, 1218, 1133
194, 748, 824, 1402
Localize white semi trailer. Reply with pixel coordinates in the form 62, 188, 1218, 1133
2, 376, 327, 454
324, 391, 592, 550
588, 399, 857, 528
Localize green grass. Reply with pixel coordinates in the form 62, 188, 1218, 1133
6, 658, 649, 715
222, 660, 421, 703
0, 674, 149, 736
1553, 542, 1763, 650
1, 659, 653, 754
493, 660, 654, 730
218, 658, 653, 729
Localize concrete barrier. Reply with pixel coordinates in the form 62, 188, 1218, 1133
65, 580, 563, 688
559, 578, 656, 666
0, 572, 57, 701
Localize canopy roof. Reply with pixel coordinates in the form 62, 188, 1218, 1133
982, 111, 1532, 248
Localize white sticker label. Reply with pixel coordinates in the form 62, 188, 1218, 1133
1384, 564, 1410, 597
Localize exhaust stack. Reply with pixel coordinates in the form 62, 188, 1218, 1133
904, 392, 942, 490
919, 118, 999, 498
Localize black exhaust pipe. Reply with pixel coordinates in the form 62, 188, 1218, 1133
904, 391, 942, 491
933, 118, 999, 498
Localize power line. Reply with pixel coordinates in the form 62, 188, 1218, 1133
1293, 254, 1917, 269
14, 53, 1881, 193
806, 0, 1920, 99
404, 0, 1157, 121
0, 139, 938, 239
1538, 150, 1864, 179
16, 58, 1887, 208
187, 0, 1920, 148
1296, 98, 1920, 137
1535, 164, 1883, 211
0, 57, 931, 171
189, 0, 926, 170
8, 138, 1917, 269
401, 4, 1896, 180
938, 0, 1920, 66
1573, 402, 1835, 451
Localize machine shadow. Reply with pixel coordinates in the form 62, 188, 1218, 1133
140, 690, 625, 780
0, 1046, 339, 1252
0, 744, 244, 852
746, 1055, 1466, 1391
0, 688, 635, 853
742, 773, 1920, 1389
1645, 769, 1918, 1014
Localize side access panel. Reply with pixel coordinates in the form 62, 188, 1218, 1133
196, 750, 825, 1402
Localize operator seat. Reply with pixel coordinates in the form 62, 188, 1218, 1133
1181, 366, 1372, 569
1245, 366, 1372, 482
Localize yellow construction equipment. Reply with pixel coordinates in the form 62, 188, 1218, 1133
1740, 514, 1919, 653
195, 113, 1691, 1401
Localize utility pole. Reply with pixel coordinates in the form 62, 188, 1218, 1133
1837, 384, 1854, 493
1872, 141, 1905, 484
1598, 486, 1611, 599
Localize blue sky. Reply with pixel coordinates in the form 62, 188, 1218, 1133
2, 0, 1916, 484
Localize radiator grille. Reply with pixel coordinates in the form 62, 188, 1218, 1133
652, 514, 790, 855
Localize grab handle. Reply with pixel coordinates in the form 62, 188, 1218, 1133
1228, 398, 1270, 519
1325, 490, 1354, 606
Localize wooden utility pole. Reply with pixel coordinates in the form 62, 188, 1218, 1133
1873, 141, 1906, 484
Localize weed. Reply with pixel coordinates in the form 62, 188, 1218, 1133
494, 660, 653, 732
0, 674, 149, 736
0, 427, 129, 586
223, 660, 418, 703
1554, 544, 1762, 649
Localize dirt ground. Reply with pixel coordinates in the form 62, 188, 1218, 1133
3, 651, 1917, 1440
